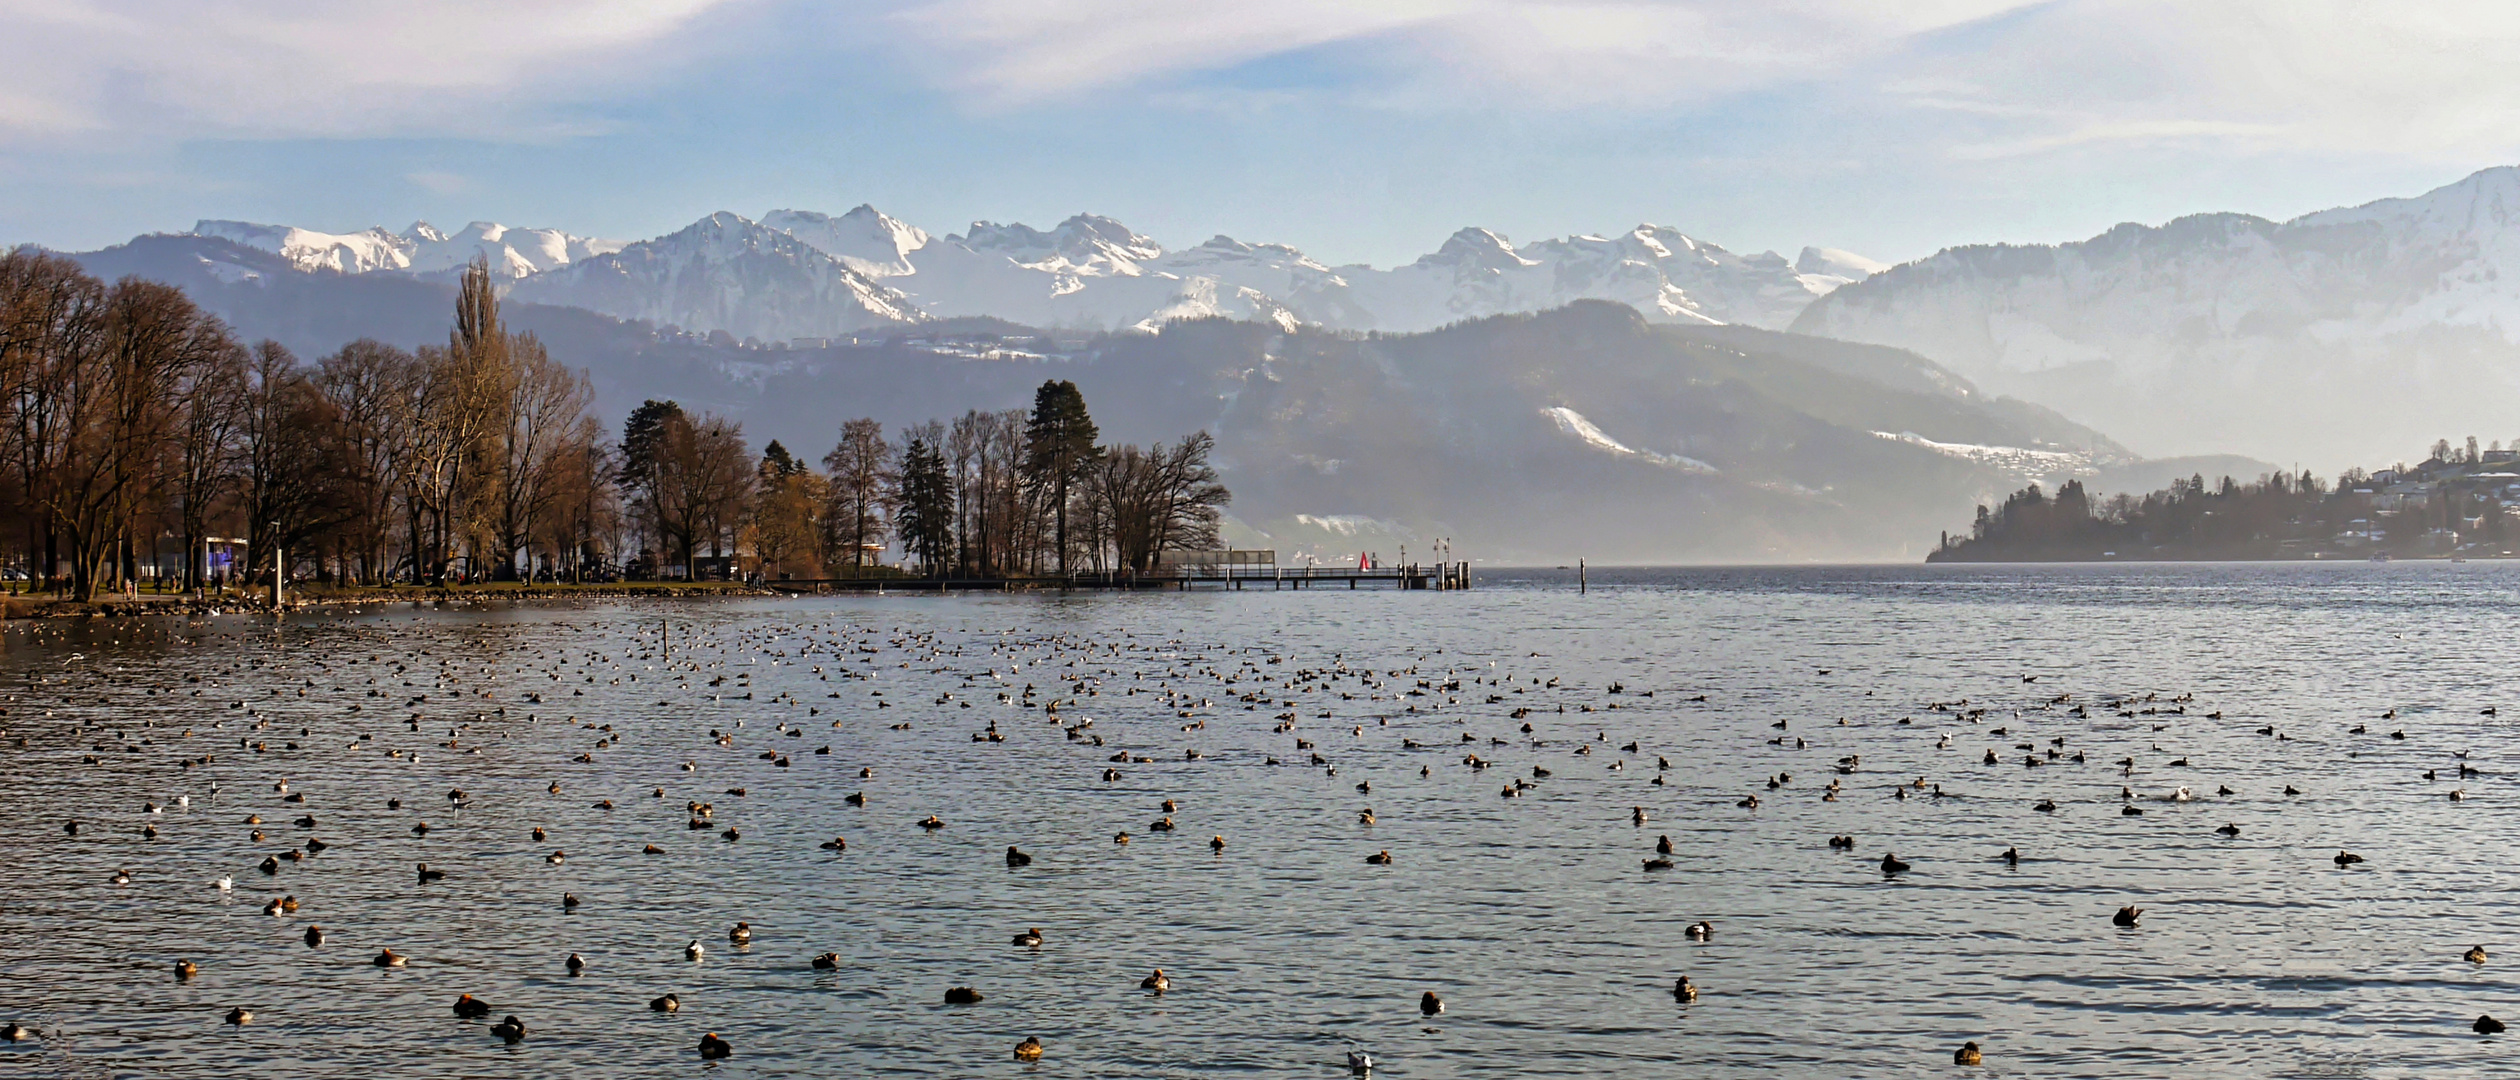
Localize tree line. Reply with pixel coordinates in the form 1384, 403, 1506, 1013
1931, 436, 2519, 562
0, 248, 1229, 600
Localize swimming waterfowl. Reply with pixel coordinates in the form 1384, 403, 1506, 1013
1954, 1041, 1982, 1065
1632, 807, 1648, 825
1420, 991, 1444, 1015
2478, 1015, 2506, 1035
2002, 847, 2020, 866
2, 1021, 31, 1041
175, 959, 197, 980
1643, 857, 1674, 871
1005, 846, 1032, 867
918, 815, 945, 830
729, 922, 752, 945
1880, 853, 1912, 874
1358, 809, 1376, 826
373, 949, 407, 967
819, 837, 847, 851
1013, 927, 1044, 948
1141, 969, 1169, 992
1366, 850, 1393, 865
1013, 1036, 1044, 1061
649, 994, 680, 1013
563, 892, 580, 910
698, 1032, 732, 1058
2033, 800, 2056, 812
2334, 851, 2365, 867
1210, 835, 1226, 852
491, 1015, 526, 1043
686, 940, 705, 961
812, 952, 839, 970
225, 1008, 251, 1025
2215, 824, 2240, 837
1686, 921, 1713, 940
2469, 945, 2490, 963
1674, 975, 1697, 1002
453, 993, 491, 1018
566, 953, 585, 976
303, 926, 324, 947
2112, 906, 2143, 928
1827, 835, 1854, 850
1658, 835, 1676, 854
1347, 1050, 1374, 1073
416, 863, 445, 883
944, 987, 984, 1004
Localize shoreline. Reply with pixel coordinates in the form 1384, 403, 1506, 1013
0, 581, 778, 620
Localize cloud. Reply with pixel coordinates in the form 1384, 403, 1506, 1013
404, 170, 474, 194
0, 0, 740, 143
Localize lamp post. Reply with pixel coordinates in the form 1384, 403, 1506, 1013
269, 521, 283, 611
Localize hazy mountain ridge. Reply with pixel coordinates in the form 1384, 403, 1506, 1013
1792, 165, 2520, 464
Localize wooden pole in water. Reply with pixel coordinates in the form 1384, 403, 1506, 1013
1579, 558, 1586, 595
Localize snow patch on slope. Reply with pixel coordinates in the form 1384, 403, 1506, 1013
1872, 430, 2089, 481
1546, 406, 1718, 474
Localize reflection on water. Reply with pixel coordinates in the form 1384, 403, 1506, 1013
1, 562, 2516, 1078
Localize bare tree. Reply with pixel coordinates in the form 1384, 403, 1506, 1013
821, 418, 889, 571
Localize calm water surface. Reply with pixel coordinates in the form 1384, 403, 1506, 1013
3, 563, 2518, 1079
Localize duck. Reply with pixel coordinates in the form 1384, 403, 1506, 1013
1954, 1040, 1983, 1065
258, 856, 279, 875
819, 837, 847, 851
214, 876, 233, 893
944, 986, 984, 1004
175, 959, 198, 980
303, 926, 325, 948
2, 1021, 31, 1041
453, 993, 492, 1019
563, 892, 580, 911
566, 953, 585, 976
1365, 850, 1394, 865
1657, 835, 1676, 855
373, 949, 407, 967
1420, 991, 1444, 1016
686, 940, 705, 961
1686, 920, 1713, 941
2468, 945, 2490, 964
1347, 1049, 1374, 1073
2033, 799, 2056, 813
1358, 809, 1377, 826
1141, 969, 1170, 992
1013, 1036, 1044, 1062
649, 994, 680, 1013
1643, 857, 1674, 871
2478, 1015, 2507, 1035
2001, 847, 2020, 866
698, 1032, 733, 1059
1880, 853, 1912, 875
1013, 927, 1044, 948
1209, 835, 1226, 852
1005, 846, 1032, 867
224, 1008, 251, 1025
1631, 807, 1648, 825
812, 952, 839, 970
1674, 975, 1698, 1002
917, 815, 945, 830
1827, 835, 1854, 850
490, 1015, 527, 1043
729, 922, 753, 946
2112, 906, 2142, 928
2334, 850, 2365, 867
2215, 824, 2240, 837
416, 863, 445, 884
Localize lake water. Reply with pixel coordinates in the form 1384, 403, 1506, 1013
3, 563, 2518, 1079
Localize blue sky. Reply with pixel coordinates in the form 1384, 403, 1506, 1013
5, 0, 2517, 266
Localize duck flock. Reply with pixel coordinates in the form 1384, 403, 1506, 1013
0, 581, 2513, 1077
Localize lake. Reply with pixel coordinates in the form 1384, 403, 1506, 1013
2, 562, 2515, 1079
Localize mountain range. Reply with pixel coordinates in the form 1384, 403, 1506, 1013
1796, 166, 2520, 465
184, 205, 1884, 341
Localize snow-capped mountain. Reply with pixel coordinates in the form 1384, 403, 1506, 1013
1792, 165, 2520, 464
507, 211, 925, 341
189, 219, 621, 278
179, 206, 1872, 338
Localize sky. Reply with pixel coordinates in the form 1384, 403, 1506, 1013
5, 0, 2520, 267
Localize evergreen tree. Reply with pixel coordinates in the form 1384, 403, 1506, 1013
892, 435, 956, 575
1021, 379, 1100, 574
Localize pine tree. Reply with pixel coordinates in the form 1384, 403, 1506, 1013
1022, 379, 1100, 574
